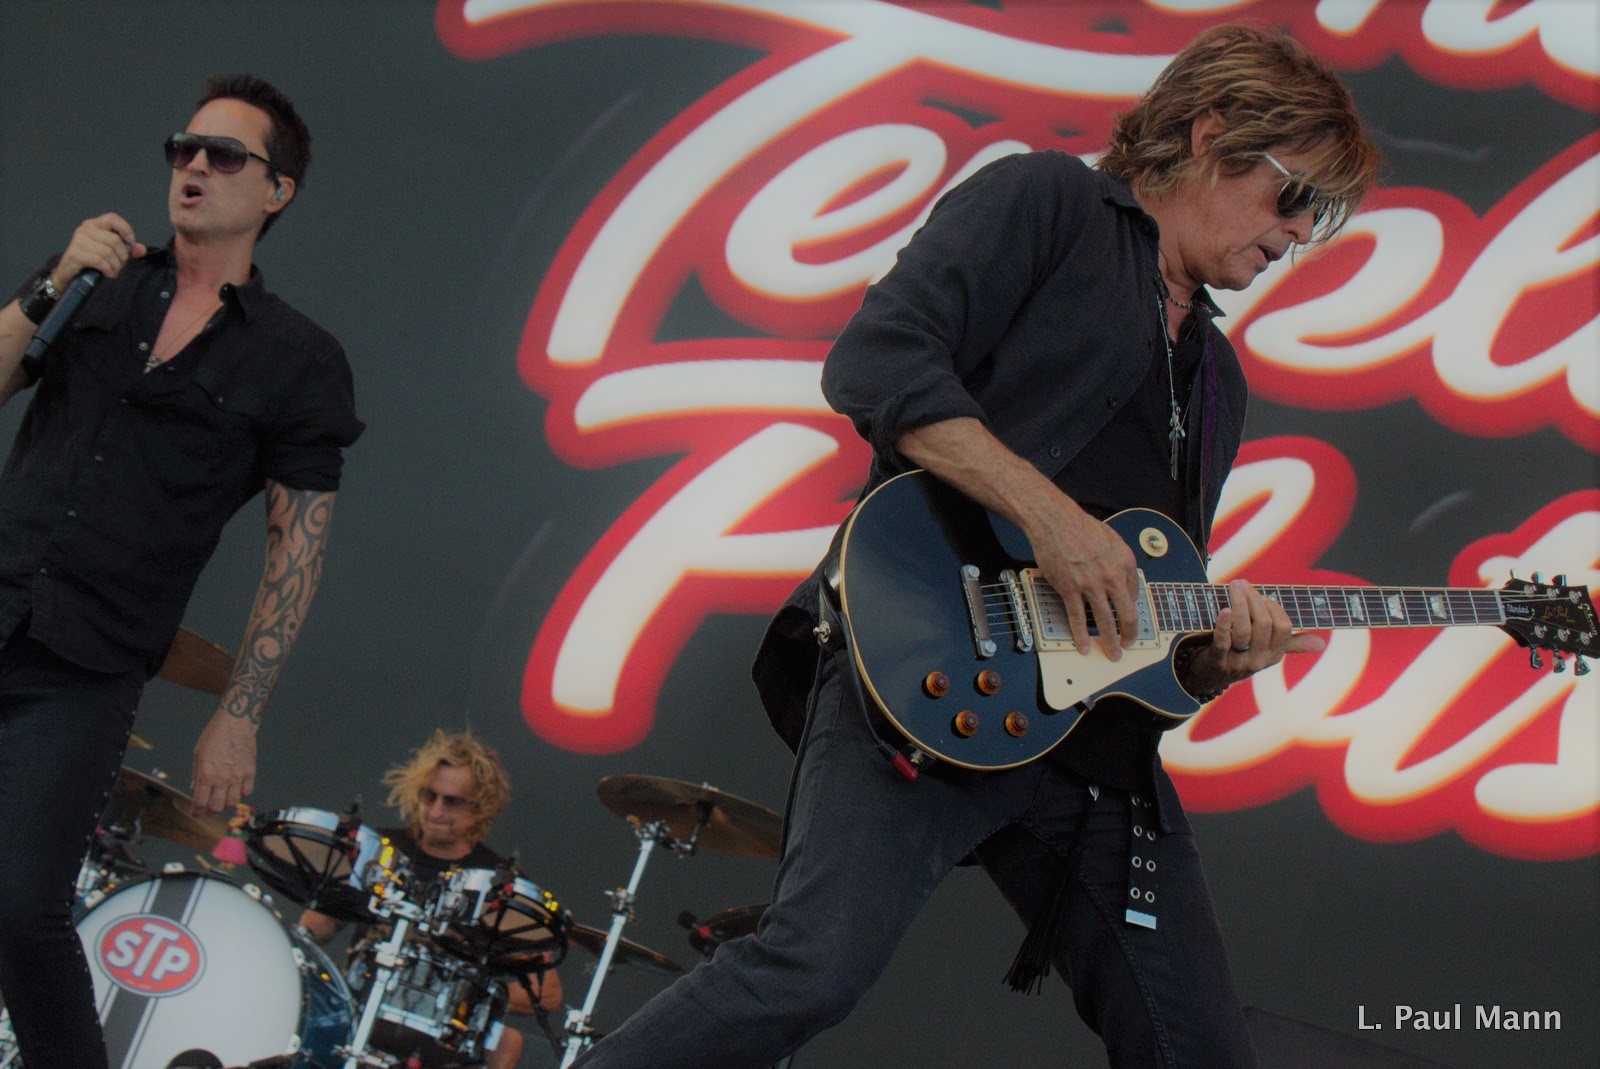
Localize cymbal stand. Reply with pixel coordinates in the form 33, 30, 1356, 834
561, 812, 706, 1067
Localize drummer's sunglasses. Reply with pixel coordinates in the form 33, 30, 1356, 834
164, 132, 278, 176
1261, 152, 1327, 224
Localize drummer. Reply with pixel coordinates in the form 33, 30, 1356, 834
299, 729, 562, 1069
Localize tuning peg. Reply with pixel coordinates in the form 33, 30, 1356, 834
1553, 574, 1568, 586
1576, 657, 1590, 677
1531, 571, 1544, 584
1529, 649, 1545, 670
1553, 655, 1567, 674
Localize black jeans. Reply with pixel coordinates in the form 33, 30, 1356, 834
572, 650, 1257, 1069
0, 632, 141, 1069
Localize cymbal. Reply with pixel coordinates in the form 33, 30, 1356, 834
102, 767, 228, 851
687, 902, 767, 957
156, 627, 235, 696
596, 775, 782, 858
568, 924, 684, 976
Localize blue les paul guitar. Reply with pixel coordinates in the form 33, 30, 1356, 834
828, 471, 1599, 771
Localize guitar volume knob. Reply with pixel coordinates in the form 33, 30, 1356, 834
923, 672, 951, 698
952, 710, 979, 738
1004, 711, 1029, 737
975, 669, 1002, 695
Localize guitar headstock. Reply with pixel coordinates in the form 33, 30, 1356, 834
1499, 574, 1599, 674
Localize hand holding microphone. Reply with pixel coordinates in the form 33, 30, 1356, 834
21, 214, 146, 376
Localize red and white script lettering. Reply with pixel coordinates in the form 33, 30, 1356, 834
438, 0, 1598, 857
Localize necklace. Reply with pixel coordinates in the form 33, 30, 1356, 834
147, 299, 221, 371
1153, 278, 1185, 481
1166, 292, 1194, 311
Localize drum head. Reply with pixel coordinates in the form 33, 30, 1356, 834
247, 807, 391, 922
437, 874, 567, 973
77, 870, 349, 1069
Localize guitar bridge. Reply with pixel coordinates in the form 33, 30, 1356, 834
959, 564, 997, 659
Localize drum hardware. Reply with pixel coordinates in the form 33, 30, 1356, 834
561, 776, 780, 1067
246, 804, 406, 923
594, 775, 784, 859
567, 925, 683, 976
679, 902, 767, 959
558, 817, 676, 1068
104, 766, 230, 853
339, 895, 432, 1069
74, 868, 351, 1068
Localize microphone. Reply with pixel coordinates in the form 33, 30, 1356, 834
20, 269, 100, 380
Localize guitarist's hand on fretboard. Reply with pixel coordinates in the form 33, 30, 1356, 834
1179, 579, 1329, 698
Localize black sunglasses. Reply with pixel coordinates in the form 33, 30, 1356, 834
1262, 153, 1327, 224
164, 132, 278, 176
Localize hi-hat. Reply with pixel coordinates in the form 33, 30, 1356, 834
103, 767, 228, 851
595, 775, 782, 858
568, 924, 684, 976
156, 627, 235, 695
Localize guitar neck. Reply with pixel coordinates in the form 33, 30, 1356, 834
1146, 582, 1506, 634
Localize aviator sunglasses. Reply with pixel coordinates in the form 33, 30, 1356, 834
1261, 152, 1326, 224
164, 132, 278, 176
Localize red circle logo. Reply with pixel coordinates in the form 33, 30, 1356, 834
96, 914, 205, 996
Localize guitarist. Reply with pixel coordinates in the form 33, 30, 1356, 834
573, 24, 1380, 1069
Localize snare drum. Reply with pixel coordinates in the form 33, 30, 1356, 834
76, 869, 351, 1069
433, 867, 568, 972
247, 806, 407, 921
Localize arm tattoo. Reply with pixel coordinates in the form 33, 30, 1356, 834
221, 483, 336, 724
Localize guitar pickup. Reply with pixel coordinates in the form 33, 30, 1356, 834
1022, 569, 1160, 651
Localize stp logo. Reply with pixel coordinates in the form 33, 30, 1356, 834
97, 914, 204, 996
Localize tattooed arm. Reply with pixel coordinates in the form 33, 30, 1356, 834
191, 481, 336, 815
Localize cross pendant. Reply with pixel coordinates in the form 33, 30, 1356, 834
1168, 407, 1186, 480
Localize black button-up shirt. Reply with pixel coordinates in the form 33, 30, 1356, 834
0, 247, 364, 674
757, 152, 1250, 791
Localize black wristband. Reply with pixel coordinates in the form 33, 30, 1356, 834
18, 276, 60, 325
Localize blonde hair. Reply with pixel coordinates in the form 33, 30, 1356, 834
383, 728, 511, 843
1098, 23, 1381, 245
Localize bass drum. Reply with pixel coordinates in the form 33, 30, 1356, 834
76, 870, 351, 1069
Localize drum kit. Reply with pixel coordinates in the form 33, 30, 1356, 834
0, 630, 792, 1068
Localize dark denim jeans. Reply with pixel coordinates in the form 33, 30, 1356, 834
572, 650, 1256, 1069
0, 632, 141, 1069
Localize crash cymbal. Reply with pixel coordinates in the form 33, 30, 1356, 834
156, 627, 235, 696
596, 775, 782, 858
568, 924, 684, 976
102, 767, 228, 851
685, 902, 767, 957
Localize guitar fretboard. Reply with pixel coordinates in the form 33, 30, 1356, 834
1146, 583, 1506, 634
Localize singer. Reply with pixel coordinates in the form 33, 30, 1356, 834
0, 76, 362, 1069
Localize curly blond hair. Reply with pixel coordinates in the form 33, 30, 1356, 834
1098, 23, 1381, 245
383, 729, 511, 843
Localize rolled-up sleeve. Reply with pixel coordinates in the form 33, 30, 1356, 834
820, 151, 1084, 469
261, 346, 364, 491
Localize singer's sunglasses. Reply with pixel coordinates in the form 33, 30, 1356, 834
163, 132, 279, 177
1261, 152, 1327, 224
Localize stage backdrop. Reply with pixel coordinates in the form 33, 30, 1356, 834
2, 2, 1595, 1067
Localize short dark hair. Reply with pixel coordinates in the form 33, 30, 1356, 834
198, 74, 311, 238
